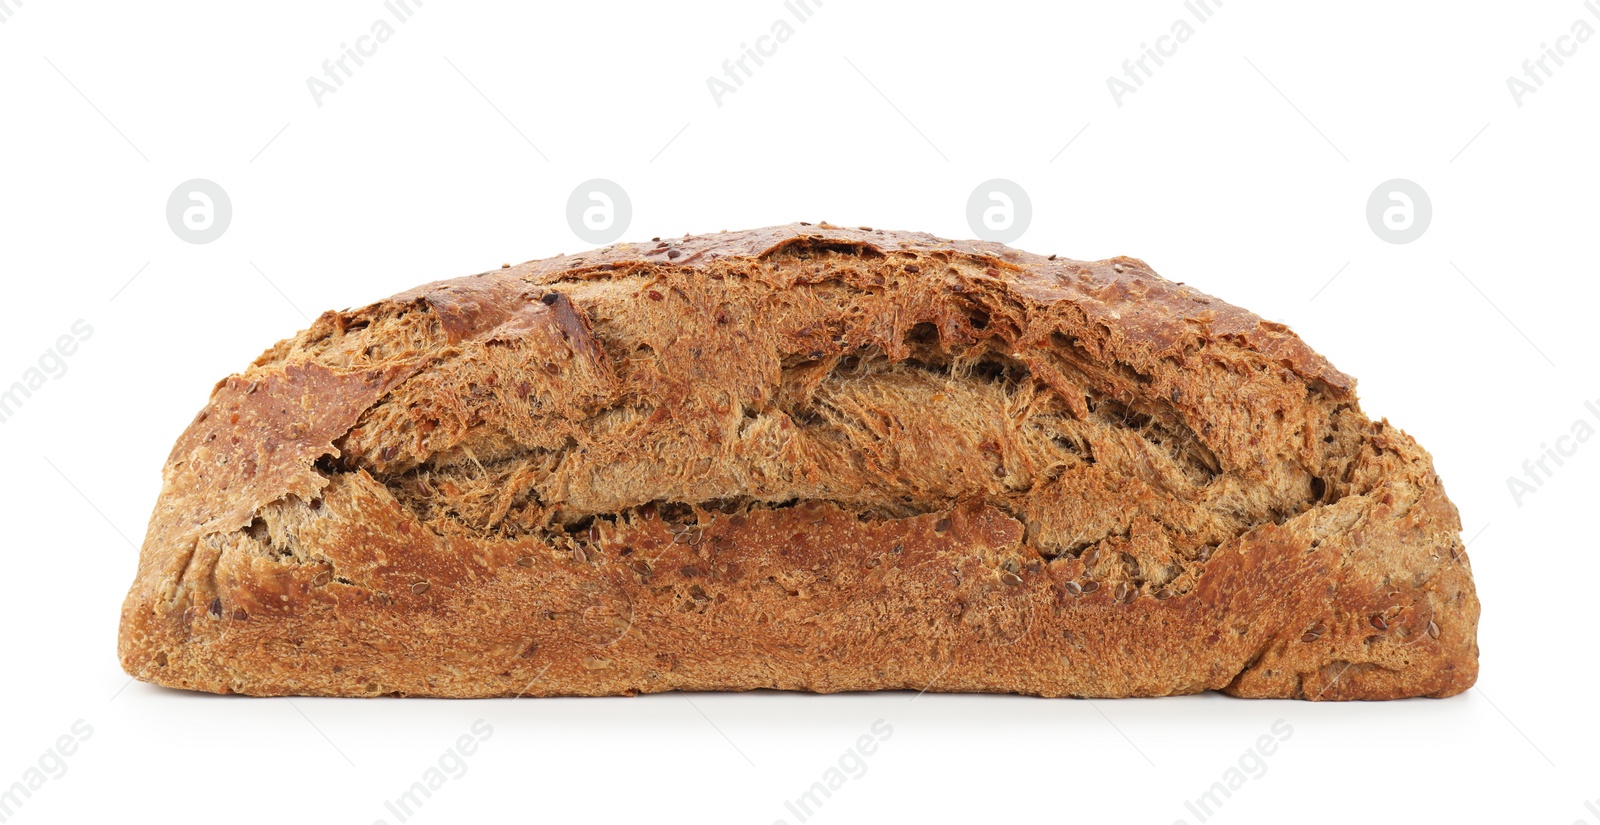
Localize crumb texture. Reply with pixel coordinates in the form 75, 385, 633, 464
118, 223, 1479, 699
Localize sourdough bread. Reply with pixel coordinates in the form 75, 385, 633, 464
117, 223, 1479, 699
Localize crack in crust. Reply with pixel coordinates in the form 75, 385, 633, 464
117, 223, 1479, 700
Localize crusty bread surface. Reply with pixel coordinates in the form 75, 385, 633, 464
118, 223, 1479, 700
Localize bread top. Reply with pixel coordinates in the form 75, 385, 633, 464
401, 222, 1352, 393
137, 223, 1392, 613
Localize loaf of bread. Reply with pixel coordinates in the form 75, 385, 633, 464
118, 223, 1479, 699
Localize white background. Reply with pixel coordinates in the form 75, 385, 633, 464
2, 1, 1596, 823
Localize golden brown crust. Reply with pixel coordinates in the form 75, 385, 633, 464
118, 222, 1478, 699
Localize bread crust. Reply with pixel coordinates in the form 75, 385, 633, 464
118, 223, 1479, 699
